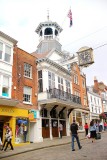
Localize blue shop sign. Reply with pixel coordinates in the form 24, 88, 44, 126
28, 109, 38, 119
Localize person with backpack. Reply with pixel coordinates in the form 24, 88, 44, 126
90, 120, 96, 143
70, 119, 82, 151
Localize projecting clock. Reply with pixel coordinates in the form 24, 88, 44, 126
77, 48, 94, 67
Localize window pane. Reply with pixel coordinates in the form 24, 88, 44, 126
23, 86, 32, 102
2, 87, 9, 97
0, 42, 3, 59
24, 86, 32, 95
38, 70, 42, 78
24, 63, 32, 78
38, 79, 43, 92
48, 71, 51, 79
5, 45, 11, 55
3, 76, 9, 86
4, 53, 11, 62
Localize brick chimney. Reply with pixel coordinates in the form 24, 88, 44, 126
93, 76, 99, 93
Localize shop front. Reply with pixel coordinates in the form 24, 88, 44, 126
0, 106, 29, 146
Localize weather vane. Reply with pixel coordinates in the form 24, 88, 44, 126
47, 8, 49, 21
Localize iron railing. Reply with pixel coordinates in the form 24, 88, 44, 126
47, 88, 81, 104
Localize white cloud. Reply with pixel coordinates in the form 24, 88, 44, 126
0, 0, 107, 85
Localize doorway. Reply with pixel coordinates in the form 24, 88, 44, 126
0, 121, 4, 141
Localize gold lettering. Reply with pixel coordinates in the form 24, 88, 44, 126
1, 108, 14, 113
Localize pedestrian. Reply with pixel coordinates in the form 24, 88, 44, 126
23, 124, 28, 142
104, 121, 107, 131
4, 127, 14, 151
99, 121, 103, 132
84, 123, 89, 136
70, 119, 82, 151
59, 122, 63, 138
90, 120, 96, 143
1, 128, 9, 151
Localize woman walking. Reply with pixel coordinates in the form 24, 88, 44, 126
90, 120, 96, 143
4, 127, 14, 151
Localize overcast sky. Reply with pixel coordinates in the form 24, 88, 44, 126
0, 0, 107, 86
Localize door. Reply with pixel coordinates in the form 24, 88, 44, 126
52, 119, 58, 137
42, 119, 50, 138
0, 122, 4, 141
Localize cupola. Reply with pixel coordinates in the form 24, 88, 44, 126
35, 14, 63, 53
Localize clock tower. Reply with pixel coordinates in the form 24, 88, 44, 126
35, 15, 63, 53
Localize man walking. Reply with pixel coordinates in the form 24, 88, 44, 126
70, 119, 82, 151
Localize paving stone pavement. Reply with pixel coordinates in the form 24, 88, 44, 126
0, 131, 106, 159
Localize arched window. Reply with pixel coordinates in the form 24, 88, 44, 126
44, 28, 53, 35
50, 109, 57, 118
40, 108, 48, 117
40, 30, 42, 36
55, 29, 58, 36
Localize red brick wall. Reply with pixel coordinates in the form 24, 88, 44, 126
12, 46, 38, 110
72, 63, 87, 107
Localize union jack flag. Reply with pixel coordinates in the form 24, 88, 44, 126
67, 9, 72, 27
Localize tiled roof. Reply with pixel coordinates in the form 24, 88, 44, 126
31, 51, 49, 59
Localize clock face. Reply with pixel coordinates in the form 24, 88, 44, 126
78, 50, 93, 66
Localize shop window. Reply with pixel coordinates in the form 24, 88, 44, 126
42, 119, 49, 127
52, 120, 58, 128
15, 118, 29, 143
76, 111, 82, 130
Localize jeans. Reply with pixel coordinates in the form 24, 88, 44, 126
72, 134, 81, 150
4, 139, 14, 151
23, 131, 27, 142
60, 131, 63, 138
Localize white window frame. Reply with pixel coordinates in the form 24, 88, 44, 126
74, 75, 79, 85
1, 75, 10, 98
48, 71, 55, 89
4, 45, 11, 63
0, 42, 3, 60
24, 63, 32, 78
23, 86, 32, 104
58, 76, 63, 91
65, 80, 71, 93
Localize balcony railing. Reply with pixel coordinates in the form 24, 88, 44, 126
47, 88, 81, 104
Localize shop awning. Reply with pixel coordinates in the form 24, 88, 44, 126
0, 97, 19, 107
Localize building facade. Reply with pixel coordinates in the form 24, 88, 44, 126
71, 63, 89, 129
87, 86, 102, 120
93, 77, 107, 118
31, 18, 90, 141
12, 47, 38, 144
0, 31, 20, 144
0, 31, 38, 146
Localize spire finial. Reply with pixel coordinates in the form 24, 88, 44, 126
47, 9, 49, 21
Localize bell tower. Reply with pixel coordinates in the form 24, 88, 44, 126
35, 13, 63, 53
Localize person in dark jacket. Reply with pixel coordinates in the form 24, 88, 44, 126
70, 119, 82, 151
